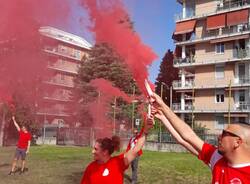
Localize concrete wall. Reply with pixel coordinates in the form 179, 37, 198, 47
195, 42, 234, 64
194, 88, 235, 111
122, 140, 188, 152
194, 63, 235, 87
195, 0, 217, 16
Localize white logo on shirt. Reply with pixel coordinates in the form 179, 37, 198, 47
230, 178, 242, 184
102, 168, 109, 176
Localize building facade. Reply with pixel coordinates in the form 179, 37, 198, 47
36, 27, 91, 143
173, 0, 250, 134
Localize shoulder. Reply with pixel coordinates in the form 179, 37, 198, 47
85, 161, 98, 171
198, 143, 223, 169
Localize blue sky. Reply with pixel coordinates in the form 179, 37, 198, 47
66, 0, 181, 82
124, 0, 181, 82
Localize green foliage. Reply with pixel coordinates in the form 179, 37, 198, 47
155, 49, 179, 105
4, 93, 39, 144
75, 43, 141, 126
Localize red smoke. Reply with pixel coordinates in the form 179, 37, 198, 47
90, 78, 133, 103
0, 0, 72, 104
81, 0, 158, 96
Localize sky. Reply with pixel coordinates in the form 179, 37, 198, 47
64, 0, 181, 83
124, 0, 181, 82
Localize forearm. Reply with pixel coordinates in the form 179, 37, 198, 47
160, 116, 198, 155
12, 118, 20, 131
27, 141, 31, 152
160, 104, 203, 152
124, 134, 145, 165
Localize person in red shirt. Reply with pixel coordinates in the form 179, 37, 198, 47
126, 128, 143, 184
150, 92, 250, 184
81, 116, 154, 184
8, 116, 32, 175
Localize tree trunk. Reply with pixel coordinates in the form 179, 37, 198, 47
0, 111, 6, 147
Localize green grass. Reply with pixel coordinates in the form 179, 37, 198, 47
0, 146, 211, 184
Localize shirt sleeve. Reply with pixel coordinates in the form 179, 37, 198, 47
117, 154, 129, 171
198, 143, 216, 165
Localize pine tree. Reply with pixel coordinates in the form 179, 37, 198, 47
155, 49, 179, 106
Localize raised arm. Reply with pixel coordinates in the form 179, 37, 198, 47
151, 93, 204, 153
12, 116, 20, 132
123, 116, 153, 166
152, 107, 198, 156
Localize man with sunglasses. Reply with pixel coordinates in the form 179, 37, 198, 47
150, 92, 250, 184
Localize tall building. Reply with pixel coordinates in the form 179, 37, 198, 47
37, 27, 92, 143
173, 0, 250, 134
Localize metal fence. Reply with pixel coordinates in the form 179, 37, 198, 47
147, 132, 219, 146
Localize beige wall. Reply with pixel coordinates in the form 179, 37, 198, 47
194, 63, 235, 87
52, 59, 79, 73
195, 42, 234, 64
194, 114, 224, 134
195, 0, 217, 16
194, 89, 235, 111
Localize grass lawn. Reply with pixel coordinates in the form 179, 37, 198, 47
0, 146, 211, 184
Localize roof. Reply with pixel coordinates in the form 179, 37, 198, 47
39, 26, 92, 50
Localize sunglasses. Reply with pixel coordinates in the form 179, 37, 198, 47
221, 130, 241, 138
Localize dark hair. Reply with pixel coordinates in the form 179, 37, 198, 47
96, 135, 121, 155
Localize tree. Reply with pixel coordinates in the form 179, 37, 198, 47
1, 93, 39, 146
155, 49, 179, 106
74, 43, 140, 127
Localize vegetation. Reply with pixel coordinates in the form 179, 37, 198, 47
75, 43, 142, 127
0, 146, 211, 184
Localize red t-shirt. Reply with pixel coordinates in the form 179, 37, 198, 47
198, 143, 250, 184
81, 154, 128, 184
17, 130, 31, 149
126, 128, 144, 156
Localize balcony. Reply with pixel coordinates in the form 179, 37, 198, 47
43, 95, 72, 102
174, 56, 195, 67
175, 0, 250, 22
173, 102, 250, 113
36, 108, 70, 117
175, 24, 250, 46
48, 64, 78, 75
172, 103, 194, 111
217, 0, 250, 12
44, 46, 81, 61
236, 102, 250, 111
175, 10, 196, 22
172, 79, 194, 89
44, 78, 74, 88
233, 48, 250, 59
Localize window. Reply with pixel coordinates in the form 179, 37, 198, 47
75, 50, 81, 59
215, 89, 224, 103
215, 116, 225, 130
215, 65, 224, 79
215, 43, 224, 54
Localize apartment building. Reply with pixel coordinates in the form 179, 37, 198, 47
36, 27, 91, 143
173, 0, 250, 134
